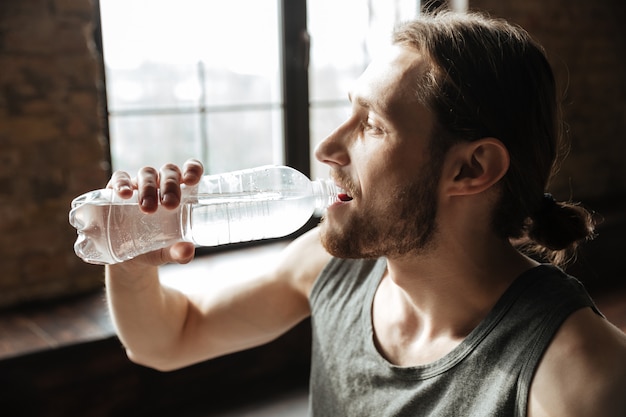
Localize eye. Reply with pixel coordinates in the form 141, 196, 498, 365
361, 119, 385, 137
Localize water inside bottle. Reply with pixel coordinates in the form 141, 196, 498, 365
188, 193, 318, 246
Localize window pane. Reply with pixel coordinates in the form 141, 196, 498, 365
100, 0, 282, 172
205, 109, 283, 174
106, 63, 201, 111
109, 114, 202, 175
308, 0, 370, 104
202, 61, 281, 108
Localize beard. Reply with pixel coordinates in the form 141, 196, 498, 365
320, 156, 442, 259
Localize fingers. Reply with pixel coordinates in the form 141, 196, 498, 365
159, 163, 182, 209
137, 242, 196, 266
159, 160, 203, 209
137, 166, 159, 213
168, 242, 196, 264
106, 159, 203, 213
107, 171, 134, 198
182, 159, 204, 185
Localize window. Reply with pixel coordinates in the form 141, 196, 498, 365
99, 0, 425, 179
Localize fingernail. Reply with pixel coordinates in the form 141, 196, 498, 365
141, 196, 156, 209
162, 192, 179, 205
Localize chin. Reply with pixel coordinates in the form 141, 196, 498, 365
318, 219, 346, 257
319, 219, 368, 259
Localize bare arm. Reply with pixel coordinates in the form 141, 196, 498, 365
104, 160, 331, 371
528, 307, 626, 417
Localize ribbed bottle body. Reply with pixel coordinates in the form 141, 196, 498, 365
69, 165, 338, 265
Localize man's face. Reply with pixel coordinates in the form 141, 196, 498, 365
315, 45, 442, 259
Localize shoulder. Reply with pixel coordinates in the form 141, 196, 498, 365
528, 307, 626, 417
273, 227, 333, 299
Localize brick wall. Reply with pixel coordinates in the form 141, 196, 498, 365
470, 0, 626, 201
0, 0, 108, 308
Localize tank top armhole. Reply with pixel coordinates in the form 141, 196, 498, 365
515, 301, 598, 417
309, 256, 341, 309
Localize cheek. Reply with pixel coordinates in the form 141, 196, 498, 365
351, 136, 428, 189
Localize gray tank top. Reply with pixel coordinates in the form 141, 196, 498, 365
308, 258, 601, 417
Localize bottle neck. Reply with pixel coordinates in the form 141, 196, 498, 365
311, 178, 340, 216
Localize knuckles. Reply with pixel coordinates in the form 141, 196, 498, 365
138, 166, 159, 179
107, 161, 202, 196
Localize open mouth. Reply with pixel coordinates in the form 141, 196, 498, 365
338, 192, 353, 202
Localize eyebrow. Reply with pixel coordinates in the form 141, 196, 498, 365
357, 97, 371, 109
348, 92, 376, 112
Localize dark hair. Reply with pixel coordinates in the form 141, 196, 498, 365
392, 11, 595, 265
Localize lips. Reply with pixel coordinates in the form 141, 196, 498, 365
338, 193, 353, 202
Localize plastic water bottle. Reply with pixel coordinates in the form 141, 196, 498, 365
69, 165, 340, 265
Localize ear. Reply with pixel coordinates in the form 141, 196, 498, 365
441, 138, 510, 197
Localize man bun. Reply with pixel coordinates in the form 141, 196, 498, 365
525, 194, 596, 264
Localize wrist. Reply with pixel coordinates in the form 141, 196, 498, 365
105, 261, 160, 291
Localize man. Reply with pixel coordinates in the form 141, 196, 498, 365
104, 11, 626, 416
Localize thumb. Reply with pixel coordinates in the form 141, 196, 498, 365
131, 242, 196, 266
163, 242, 196, 264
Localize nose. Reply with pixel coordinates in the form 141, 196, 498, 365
314, 119, 353, 167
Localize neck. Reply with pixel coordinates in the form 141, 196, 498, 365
372, 234, 538, 366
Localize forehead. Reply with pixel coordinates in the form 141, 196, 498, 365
352, 45, 428, 113
351, 45, 434, 143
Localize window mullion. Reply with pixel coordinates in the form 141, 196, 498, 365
280, 0, 311, 177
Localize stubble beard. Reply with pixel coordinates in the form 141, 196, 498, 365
320, 158, 441, 260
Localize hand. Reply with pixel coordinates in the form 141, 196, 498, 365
106, 159, 204, 266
